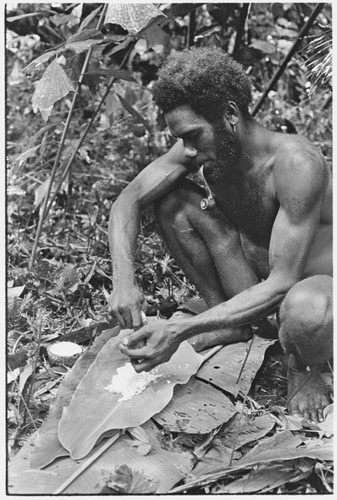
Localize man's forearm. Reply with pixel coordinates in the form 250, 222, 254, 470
108, 192, 141, 285
172, 276, 291, 342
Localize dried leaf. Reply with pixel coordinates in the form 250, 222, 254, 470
105, 3, 165, 35
102, 464, 159, 494
19, 364, 34, 395
56, 265, 80, 293
220, 463, 303, 494
127, 426, 151, 444
130, 442, 152, 456
10, 145, 41, 168
32, 60, 75, 120
171, 441, 333, 494
34, 177, 51, 210
222, 413, 275, 450
243, 429, 303, 462
58, 331, 204, 459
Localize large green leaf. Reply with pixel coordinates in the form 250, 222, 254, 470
29, 327, 120, 470
105, 3, 165, 35
58, 331, 204, 459
196, 337, 275, 397
32, 60, 75, 121
22, 51, 58, 74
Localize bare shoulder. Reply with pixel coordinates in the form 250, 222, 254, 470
273, 134, 330, 195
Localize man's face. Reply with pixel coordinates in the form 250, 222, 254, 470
165, 104, 241, 171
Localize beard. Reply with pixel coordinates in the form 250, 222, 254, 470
207, 118, 242, 182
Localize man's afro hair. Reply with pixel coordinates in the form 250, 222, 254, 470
152, 47, 252, 121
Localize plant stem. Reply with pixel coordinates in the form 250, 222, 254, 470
252, 3, 324, 116
29, 4, 108, 269
45, 38, 137, 219
232, 3, 250, 58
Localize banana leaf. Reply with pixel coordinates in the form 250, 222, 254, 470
58, 330, 204, 459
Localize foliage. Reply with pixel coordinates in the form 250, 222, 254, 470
6, 2, 332, 494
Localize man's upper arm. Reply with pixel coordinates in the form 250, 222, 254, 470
269, 145, 327, 285
120, 139, 192, 208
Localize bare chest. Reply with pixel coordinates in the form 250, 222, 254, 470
207, 169, 277, 242
206, 169, 277, 279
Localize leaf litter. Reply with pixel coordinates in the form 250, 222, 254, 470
9, 323, 334, 494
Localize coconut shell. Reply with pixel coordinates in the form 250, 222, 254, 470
47, 341, 83, 367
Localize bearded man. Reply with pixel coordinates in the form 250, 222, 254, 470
108, 47, 332, 423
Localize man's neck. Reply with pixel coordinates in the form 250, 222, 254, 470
237, 119, 274, 171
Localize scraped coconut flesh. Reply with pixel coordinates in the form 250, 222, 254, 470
47, 341, 83, 367
104, 362, 162, 401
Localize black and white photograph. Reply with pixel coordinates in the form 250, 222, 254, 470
6, 1, 333, 495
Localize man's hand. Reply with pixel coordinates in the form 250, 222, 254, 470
119, 319, 182, 372
108, 284, 148, 329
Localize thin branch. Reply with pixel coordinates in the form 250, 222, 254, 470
45, 39, 137, 218
232, 3, 250, 58
29, 4, 108, 269
252, 3, 324, 116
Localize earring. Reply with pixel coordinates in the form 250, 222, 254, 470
232, 123, 237, 133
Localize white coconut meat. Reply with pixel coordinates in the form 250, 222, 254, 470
104, 363, 162, 401
47, 341, 83, 367
49, 341, 82, 356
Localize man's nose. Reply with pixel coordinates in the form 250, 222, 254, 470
184, 144, 197, 158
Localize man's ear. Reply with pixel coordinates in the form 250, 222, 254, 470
225, 101, 239, 127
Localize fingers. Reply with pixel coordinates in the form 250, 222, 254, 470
121, 329, 148, 349
131, 358, 158, 373
130, 308, 145, 329
120, 343, 148, 359
108, 292, 148, 330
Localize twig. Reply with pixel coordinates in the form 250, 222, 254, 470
236, 334, 255, 384
286, 370, 314, 408
252, 3, 324, 116
53, 433, 121, 494
19, 393, 38, 434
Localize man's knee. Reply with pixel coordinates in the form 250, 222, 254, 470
154, 178, 203, 225
280, 276, 332, 330
279, 276, 333, 363
282, 282, 329, 329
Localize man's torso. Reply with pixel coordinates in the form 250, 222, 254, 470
203, 134, 332, 280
